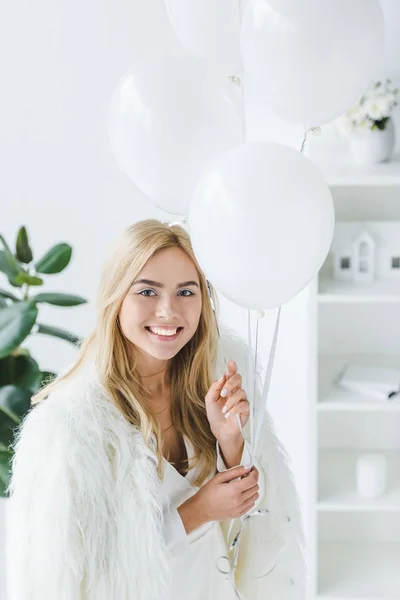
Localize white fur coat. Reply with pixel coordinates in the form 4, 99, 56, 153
6, 329, 306, 600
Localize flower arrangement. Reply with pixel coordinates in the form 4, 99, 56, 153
338, 79, 399, 135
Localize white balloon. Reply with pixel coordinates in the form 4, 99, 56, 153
243, 72, 307, 150
188, 142, 335, 310
109, 53, 240, 216
241, 0, 385, 128
165, 0, 241, 75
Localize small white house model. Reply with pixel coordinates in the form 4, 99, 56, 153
331, 222, 400, 284
352, 231, 376, 283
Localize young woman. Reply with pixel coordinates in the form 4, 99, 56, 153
7, 219, 305, 600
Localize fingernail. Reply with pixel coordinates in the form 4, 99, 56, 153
221, 388, 228, 398
224, 411, 231, 419
222, 405, 228, 414
244, 463, 252, 470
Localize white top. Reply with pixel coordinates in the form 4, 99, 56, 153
161, 437, 256, 599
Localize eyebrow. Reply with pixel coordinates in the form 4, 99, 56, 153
133, 278, 200, 289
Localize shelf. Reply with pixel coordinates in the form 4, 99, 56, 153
318, 355, 400, 412
318, 399, 400, 413
318, 541, 400, 599
318, 450, 400, 512
317, 597, 399, 600
323, 155, 400, 187
318, 278, 400, 304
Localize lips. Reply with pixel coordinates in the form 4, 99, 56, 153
145, 326, 183, 342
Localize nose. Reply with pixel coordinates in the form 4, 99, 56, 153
155, 294, 180, 321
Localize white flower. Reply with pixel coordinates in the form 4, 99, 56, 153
364, 97, 385, 121
338, 78, 399, 135
376, 95, 391, 117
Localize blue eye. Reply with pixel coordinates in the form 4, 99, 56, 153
139, 289, 156, 297
178, 289, 194, 297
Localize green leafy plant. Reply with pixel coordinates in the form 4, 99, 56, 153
0, 226, 87, 497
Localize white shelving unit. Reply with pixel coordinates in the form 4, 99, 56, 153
323, 154, 400, 187
312, 157, 400, 600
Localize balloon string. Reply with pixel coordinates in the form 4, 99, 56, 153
301, 127, 322, 154
300, 130, 308, 153
247, 310, 254, 453
252, 312, 260, 412
253, 307, 281, 453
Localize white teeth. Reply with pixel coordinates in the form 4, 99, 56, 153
149, 327, 178, 337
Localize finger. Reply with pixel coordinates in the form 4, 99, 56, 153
205, 374, 228, 405
222, 389, 248, 417
235, 469, 258, 492
217, 464, 252, 483
220, 373, 242, 400
225, 359, 237, 378
239, 494, 259, 515
241, 484, 259, 502
224, 399, 250, 421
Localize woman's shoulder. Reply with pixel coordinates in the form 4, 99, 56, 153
28, 363, 111, 424
10, 363, 156, 499
15, 362, 141, 455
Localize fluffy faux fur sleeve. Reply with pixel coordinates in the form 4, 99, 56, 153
6, 376, 170, 600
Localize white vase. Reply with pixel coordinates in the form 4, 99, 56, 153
348, 117, 395, 165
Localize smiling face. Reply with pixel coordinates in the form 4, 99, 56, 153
118, 247, 203, 366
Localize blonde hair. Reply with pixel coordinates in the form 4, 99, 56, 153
32, 219, 220, 486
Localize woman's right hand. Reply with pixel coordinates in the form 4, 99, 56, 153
195, 465, 260, 522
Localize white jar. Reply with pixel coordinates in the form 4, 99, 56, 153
356, 453, 387, 499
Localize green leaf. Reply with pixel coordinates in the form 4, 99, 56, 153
0, 386, 32, 455
0, 235, 13, 256
0, 418, 16, 451
0, 385, 32, 421
35, 243, 72, 274
0, 250, 20, 279
0, 302, 38, 359
39, 370, 56, 388
0, 288, 19, 301
15, 226, 33, 264
0, 355, 42, 393
0, 448, 12, 498
14, 273, 44, 286
0, 442, 12, 452
32, 292, 87, 306
0, 235, 24, 274
36, 323, 81, 346
8, 276, 23, 289
0, 241, 25, 288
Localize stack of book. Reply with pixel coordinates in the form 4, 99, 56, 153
336, 365, 400, 401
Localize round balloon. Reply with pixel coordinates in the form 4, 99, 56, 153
109, 53, 240, 216
188, 142, 335, 310
241, 0, 384, 128
165, 0, 241, 75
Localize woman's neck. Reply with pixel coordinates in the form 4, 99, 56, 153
138, 363, 171, 405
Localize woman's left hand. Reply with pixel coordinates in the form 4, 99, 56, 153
205, 359, 250, 443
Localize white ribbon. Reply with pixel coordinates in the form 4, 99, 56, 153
216, 508, 274, 598
217, 307, 282, 598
